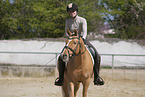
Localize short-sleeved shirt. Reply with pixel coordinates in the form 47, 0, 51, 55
65, 15, 87, 39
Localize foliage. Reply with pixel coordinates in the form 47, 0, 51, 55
100, 0, 145, 39
0, 0, 67, 39
0, 0, 145, 39
72, 0, 105, 32
0, 0, 104, 39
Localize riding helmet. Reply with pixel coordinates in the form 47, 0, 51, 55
67, 3, 78, 12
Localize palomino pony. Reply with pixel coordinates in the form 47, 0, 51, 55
58, 29, 93, 97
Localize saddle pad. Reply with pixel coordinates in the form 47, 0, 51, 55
85, 45, 94, 65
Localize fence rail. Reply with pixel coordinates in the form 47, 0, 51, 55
0, 51, 59, 55
0, 51, 145, 78
0, 51, 145, 68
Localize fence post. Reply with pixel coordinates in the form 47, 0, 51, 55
55, 53, 58, 66
55, 53, 58, 77
0, 68, 1, 77
112, 55, 114, 78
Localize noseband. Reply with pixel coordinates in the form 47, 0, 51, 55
61, 37, 86, 57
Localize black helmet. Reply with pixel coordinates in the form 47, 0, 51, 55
67, 3, 78, 12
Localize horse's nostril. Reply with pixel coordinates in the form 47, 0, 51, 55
63, 54, 67, 58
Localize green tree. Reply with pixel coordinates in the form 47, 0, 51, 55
0, 0, 106, 39
71, 0, 105, 33
0, 0, 67, 39
0, 0, 12, 39
100, 0, 145, 39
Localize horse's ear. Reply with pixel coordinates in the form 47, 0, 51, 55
67, 29, 72, 36
74, 29, 78, 36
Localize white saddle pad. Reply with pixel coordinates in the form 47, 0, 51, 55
85, 45, 94, 65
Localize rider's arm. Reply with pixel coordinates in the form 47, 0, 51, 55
65, 20, 69, 38
81, 18, 87, 39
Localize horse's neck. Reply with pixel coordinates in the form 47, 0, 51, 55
70, 46, 87, 66
70, 55, 83, 64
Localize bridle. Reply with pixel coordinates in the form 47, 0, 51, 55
61, 37, 86, 58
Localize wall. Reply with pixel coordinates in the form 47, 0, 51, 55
0, 39, 145, 66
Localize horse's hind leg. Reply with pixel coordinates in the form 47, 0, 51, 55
74, 83, 80, 97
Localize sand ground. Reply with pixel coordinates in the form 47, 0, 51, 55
0, 69, 145, 97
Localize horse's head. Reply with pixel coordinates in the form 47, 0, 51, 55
62, 29, 85, 62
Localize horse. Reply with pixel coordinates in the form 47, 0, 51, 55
58, 29, 93, 97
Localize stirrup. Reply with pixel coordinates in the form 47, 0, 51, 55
54, 77, 63, 86
94, 77, 105, 86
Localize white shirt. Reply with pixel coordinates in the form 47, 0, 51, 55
65, 15, 87, 39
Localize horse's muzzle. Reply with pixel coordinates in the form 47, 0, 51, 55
62, 54, 69, 62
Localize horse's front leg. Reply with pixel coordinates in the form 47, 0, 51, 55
74, 83, 80, 97
82, 79, 91, 97
69, 82, 75, 97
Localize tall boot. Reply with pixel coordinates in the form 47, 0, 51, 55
93, 55, 105, 85
82, 38, 104, 85
54, 55, 65, 86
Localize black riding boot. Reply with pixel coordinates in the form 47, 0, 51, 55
83, 39, 104, 86
93, 55, 104, 85
54, 55, 65, 86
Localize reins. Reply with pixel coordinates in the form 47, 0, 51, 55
38, 37, 86, 71
61, 37, 86, 57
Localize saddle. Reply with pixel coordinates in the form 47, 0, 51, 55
87, 46, 95, 59
85, 45, 95, 65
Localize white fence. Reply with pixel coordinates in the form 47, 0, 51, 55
0, 51, 145, 78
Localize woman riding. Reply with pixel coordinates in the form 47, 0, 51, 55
54, 3, 104, 86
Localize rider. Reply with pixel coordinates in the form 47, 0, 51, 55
54, 3, 105, 86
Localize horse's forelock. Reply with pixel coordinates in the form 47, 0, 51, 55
66, 39, 72, 46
